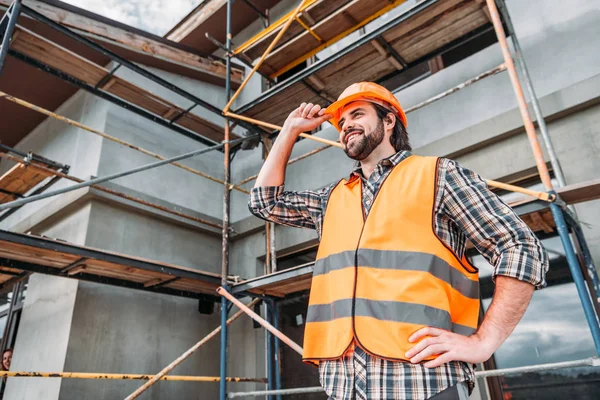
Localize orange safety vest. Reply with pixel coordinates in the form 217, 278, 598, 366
303, 155, 480, 365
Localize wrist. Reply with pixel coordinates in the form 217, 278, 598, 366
473, 331, 501, 356
281, 121, 302, 138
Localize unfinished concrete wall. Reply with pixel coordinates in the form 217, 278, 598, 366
228, 2, 600, 396
230, 0, 600, 275
1, 88, 107, 399
0, 91, 106, 232
4, 201, 92, 400
3, 0, 600, 399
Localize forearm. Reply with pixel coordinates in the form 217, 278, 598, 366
476, 276, 534, 351
255, 125, 298, 188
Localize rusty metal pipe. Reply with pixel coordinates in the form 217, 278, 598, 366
0, 153, 223, 230
485, 0, 553, 191
217, 287, 303, 356
0, 91, 249, 195
232, 144, 332, 189
223, 0, 312, 113
0, 371, 266, 382
125, 298, 260, 400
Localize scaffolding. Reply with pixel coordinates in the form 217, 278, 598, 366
0, 0, 599, 399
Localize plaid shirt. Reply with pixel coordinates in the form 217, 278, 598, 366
249, 151, 548, 399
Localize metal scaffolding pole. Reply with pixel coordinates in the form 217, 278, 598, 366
8, 49, 218, 147
0, 91, 249, 194
0, 152, 223, 230
227, 357, 600, 397
496, 0, 567, 188
271, 300, 282, 400
124, 298, 261, 400
484, 0, 600, 355
0, 371, 266, 382
220, 1, 233, 398
19, 4, 266, 139
0, 0, 20, 75
265, 302, 274, 400
0, 135, 256, 212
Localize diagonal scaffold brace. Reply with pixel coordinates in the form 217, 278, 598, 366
0, 134, 258, 213
124, 298, 261, 400
0, 91, 250, 195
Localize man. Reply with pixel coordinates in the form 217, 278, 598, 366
249, 82, 548, 399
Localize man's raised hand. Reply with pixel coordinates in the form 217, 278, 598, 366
283, 103, 331, 136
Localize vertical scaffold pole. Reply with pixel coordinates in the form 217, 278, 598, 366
496, 0, 566, 188
220, 1, 233, 399
265, 302, 274, 400
0, 0, 21, 76
550, 204, 600, 354
485, 0, 600, 355
272, 300, 283, 400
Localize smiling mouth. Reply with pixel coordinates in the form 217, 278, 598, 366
345, 130, 362, 144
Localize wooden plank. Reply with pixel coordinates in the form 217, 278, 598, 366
557, 179, 600, 205
0, 0, 242, 83
245, 81, 308, 117
0, 266, 23, 275
382, 0, 467, 43
242, 0, 351, 60
396, 7, 487, 62
240, 0, 487, 125
261, 0, 398, 76
393, 1, 482, 54
370, 40, 404, 70
0, 241, 79, 268
0, 163, 56, 203
178, 114, 237, 142
11, 26, 108, 85
167, 0, 228, 43
11, 27, 229, 142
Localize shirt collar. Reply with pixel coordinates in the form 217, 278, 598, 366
346, 150, 412, 184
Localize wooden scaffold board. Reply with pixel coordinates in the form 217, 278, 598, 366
10, 26, 236, 144
0, 230, 226, 298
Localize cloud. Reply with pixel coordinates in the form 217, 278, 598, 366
62, 0, 203, 36
489, 284, 598, 369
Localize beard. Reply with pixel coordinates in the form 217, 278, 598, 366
343, 119, 385, 160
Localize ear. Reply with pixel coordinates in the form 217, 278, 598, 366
384, 112, 396, 130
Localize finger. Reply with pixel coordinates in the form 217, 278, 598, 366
307, 104, 321, 119
409, 327, 446, 343
301, 103, 314, 118
410, 344, 449, 364
405, 337, 437, 359
318, 108, 326, 116
424, 352, 454, 369
316, 113, 332, 124
297, 102, 307, 115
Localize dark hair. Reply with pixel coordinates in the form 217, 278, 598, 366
373, 103, 412, 152
1, 348, 12, 371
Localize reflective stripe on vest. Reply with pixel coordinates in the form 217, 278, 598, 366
302, 155, 480, 364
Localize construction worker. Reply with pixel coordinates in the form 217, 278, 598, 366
249, 82, 548, 399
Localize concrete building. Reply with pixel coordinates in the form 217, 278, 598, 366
0, 0, 598, 399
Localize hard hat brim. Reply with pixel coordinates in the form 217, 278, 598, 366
324, 91, 407, 131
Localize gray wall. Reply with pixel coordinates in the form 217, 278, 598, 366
3, 0, 600, 399
230, 0, 600, 274
4, 202, 92, 399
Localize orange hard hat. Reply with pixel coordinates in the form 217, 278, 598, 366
325, 82, 407, 131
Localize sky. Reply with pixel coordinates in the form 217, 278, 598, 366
61, 0, 203, 36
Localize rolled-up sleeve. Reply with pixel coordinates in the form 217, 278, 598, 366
441, 160, 549, 289
248, 184, 333, 233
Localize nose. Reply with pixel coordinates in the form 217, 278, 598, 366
341, 119, 354, 133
